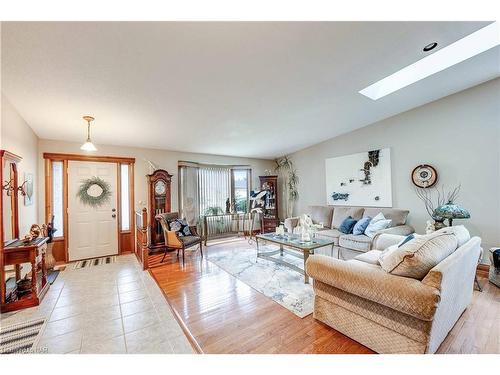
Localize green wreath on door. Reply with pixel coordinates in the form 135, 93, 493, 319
77, 176, 112, 207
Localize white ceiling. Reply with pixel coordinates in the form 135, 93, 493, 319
2, 22, 499, 159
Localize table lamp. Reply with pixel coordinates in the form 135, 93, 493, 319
433, 201, 470, 226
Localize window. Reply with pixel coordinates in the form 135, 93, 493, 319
198, 167, 231, 215
179, 163, 251, 221
232, 169, 250, 213
52, 161, 64, 237
120, 164, 130, 231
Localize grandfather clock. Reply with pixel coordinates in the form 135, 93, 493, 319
147, 169, 172, 249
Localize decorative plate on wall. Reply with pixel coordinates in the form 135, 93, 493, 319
411, 164, 438, 188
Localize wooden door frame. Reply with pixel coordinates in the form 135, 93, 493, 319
43, 153, 135, 263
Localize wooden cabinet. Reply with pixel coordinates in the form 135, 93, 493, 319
2, 237, 50, 313
1, 150, 51, 313
259, 175, 279, 233
146, 169, 172, 249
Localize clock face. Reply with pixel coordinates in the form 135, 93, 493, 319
411, 164, 438, 188
155, 180, 166, 195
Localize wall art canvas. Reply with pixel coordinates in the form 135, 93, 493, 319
325, 148, 392, 207
24, 172, 34, 206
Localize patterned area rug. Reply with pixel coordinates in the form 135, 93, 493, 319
73, 255, 116, 269
208, 241, 314, 317
0, 318, 46, 354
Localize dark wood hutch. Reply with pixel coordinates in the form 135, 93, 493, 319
259, 175, 280, 233
1, 150, 50, 313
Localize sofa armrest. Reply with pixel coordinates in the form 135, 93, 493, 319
189, 225, 199, 237
371, 224, 414, 249
371, 233, 405, 250
306, 255, 440, 320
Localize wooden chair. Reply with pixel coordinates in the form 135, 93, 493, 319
155, 212, 203, 265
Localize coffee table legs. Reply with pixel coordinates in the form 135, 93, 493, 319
304, 251, 310, 284
280, 244, 284, 256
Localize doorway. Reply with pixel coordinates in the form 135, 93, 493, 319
68, 161, 118, 261
43, 153, 135, 264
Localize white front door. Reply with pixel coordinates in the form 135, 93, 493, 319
68, 161, 118, 261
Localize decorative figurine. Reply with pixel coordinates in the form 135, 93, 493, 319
425, 220, 435, 234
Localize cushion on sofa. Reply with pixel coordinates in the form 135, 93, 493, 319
354, 250, 383, 265
364, 213, 392, 238
331, 207, 364, 229
339, 234, 372, 252
435, 225, 470, 246
308, 206, 334, 228
353, 216, 371, 235
363, 208, 409, 227
379, 231, 459, 280
339, 216, 358, 234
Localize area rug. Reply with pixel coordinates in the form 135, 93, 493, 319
208, 241, 314, 318
73, 255, 116, 269
0, 318, 46, 354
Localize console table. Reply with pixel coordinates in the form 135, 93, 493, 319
1, 237, 50, 313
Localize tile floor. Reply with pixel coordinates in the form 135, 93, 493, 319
0, 254, 195, 354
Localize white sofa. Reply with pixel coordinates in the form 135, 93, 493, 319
285, 205, 414, 260
305, 228, 482, 353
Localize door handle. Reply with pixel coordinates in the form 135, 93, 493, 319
112, 214, 116, 218
112, 208, 116, 212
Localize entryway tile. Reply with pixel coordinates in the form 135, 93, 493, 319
120, 297, 154, 317
122, 310, 159, 334
81, 334, 127, 354
37, 329, 83, 354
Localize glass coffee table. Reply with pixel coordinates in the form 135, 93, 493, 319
255, 233, 335, 283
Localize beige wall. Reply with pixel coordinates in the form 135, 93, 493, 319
1, 94, 39, 237
37, 140, 275, 222
289, 78, 500, 252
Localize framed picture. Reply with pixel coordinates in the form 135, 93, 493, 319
24, 172, 34, 206
325, 148, 392, 207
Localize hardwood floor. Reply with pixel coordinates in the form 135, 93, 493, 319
149, 238, 499, 354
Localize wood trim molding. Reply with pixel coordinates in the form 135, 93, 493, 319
0, 150, 22, 163
43, 152, 135, 164
43, 154, 135, 263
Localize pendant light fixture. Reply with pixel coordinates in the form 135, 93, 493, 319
80, 115, 97, 152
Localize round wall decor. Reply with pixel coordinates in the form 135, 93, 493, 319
77, 176, 112, 207
411, 164, 438, 188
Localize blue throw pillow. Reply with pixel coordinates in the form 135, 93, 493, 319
339, 216, 358, 234
398, 234, 415, 247
353, 216, 371, 235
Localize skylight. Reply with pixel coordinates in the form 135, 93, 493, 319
359, 22, 500, 100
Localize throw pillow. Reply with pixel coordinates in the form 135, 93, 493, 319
352, 216, 371, 235
168, 218, 192, 237
331, 207, 364, 229
339, 216, 358, 234
364, 214, 392, 238
379, 231, 458, 280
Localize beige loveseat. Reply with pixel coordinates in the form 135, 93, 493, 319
285, 205, 414, 260
305, 230, 482, 354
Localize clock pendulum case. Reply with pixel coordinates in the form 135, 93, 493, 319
146, 169, 173, 249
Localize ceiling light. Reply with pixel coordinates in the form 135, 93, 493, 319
423, 42, 438, 52
359, 22, 500, 100
80, 115, 97, 152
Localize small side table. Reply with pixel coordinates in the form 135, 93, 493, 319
489, 248, 500, 288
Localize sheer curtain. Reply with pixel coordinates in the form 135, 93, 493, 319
179, 165, 200, 226
198, 166, 231, 215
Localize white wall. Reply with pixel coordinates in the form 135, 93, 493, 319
289, 78, 500, 253
1, 94, 39, 236
37, 140, 275, 222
